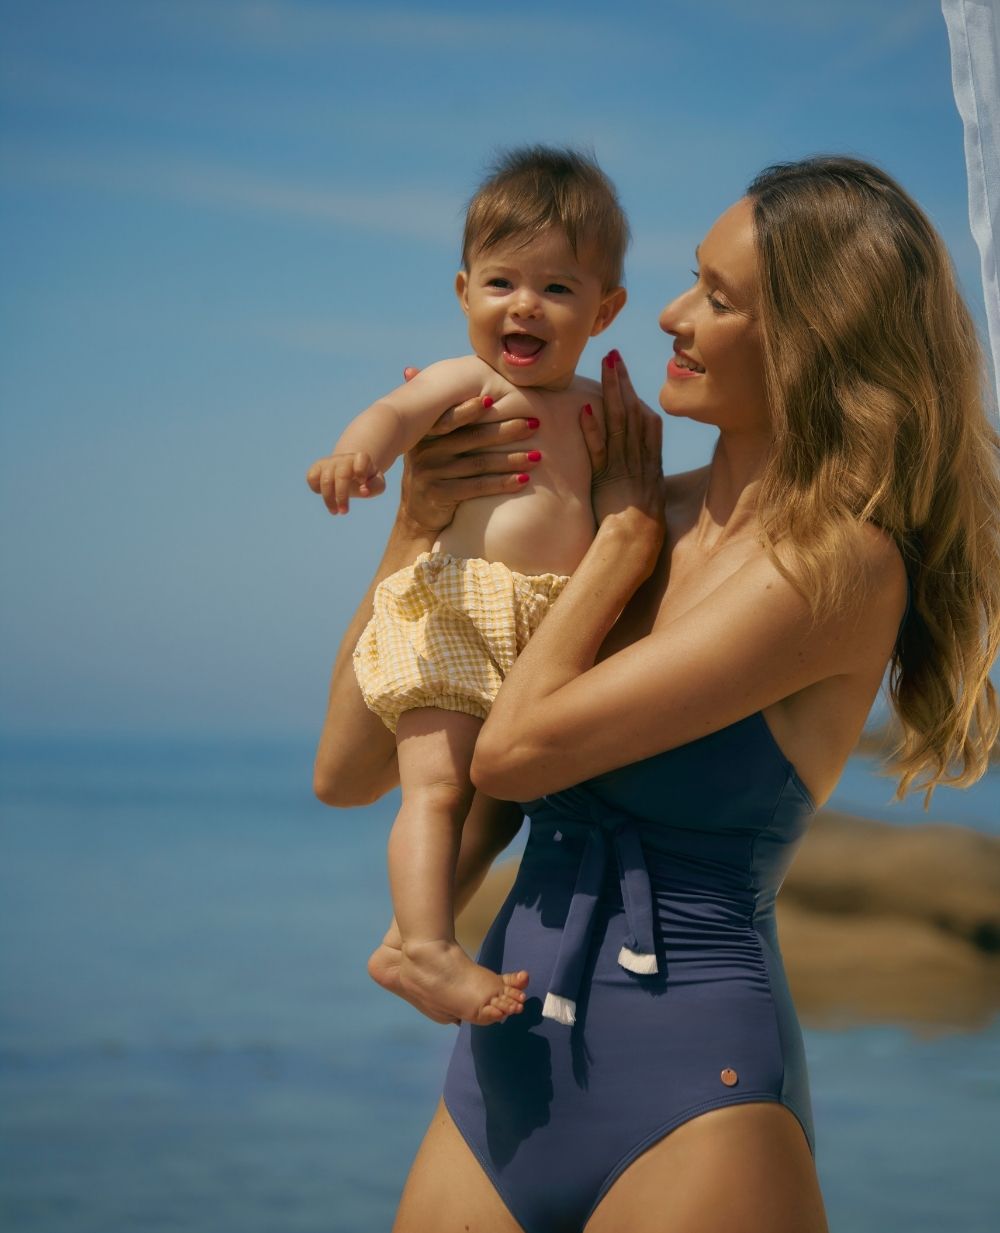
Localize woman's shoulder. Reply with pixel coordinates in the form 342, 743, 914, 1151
765, 521, 908, 659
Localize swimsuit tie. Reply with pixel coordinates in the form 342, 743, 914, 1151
541, 806, 658, 1027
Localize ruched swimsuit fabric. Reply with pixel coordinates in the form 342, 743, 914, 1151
443, 711, 817, 1233
353, 552, 569, 733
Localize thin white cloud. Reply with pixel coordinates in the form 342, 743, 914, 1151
144, 0, 601, 55
0, 144, 460, 243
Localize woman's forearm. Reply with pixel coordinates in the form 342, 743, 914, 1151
472, 511, 662, 797
313, 509, 436, 807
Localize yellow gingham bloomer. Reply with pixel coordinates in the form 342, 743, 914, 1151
353, 551, 569, 733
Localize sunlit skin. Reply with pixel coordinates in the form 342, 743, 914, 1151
309, 225, 625, 1029
320, 195, 913, 1233
658, 198, 770, 441
456, 229, 625, 393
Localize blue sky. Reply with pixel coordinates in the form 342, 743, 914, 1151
0, 0, 986, 739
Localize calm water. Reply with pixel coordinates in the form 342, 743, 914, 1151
1, 737, 998, 1233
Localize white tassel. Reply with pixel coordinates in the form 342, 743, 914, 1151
542, 992, 577, 1025
618, 946, 658, 975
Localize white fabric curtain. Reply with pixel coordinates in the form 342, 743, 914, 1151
942, 0, 1000, 411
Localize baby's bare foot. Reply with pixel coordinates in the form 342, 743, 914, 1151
367, 938, 459, 1025
400, 939, 529, 1026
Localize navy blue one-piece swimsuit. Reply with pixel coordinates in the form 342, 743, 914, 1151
443, 710, 817, 1233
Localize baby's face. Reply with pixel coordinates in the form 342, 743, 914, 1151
456, 228, 624, 391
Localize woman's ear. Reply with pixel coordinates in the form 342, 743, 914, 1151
591, 286, 627, 336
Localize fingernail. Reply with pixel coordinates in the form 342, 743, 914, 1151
482, 396, 494, 408
526, 417, 540, 429
604, 352, 616, 369
610, 348, 622, 365
583, 403, 593, 416
516, 473, 530, 484
527, 450, 542, 462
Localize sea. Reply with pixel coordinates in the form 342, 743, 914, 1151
1, 736, 998, 1233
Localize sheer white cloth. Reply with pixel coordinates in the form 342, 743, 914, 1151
942, 0, 1000, 411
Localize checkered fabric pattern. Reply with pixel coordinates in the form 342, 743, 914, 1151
353, 552, 569, 733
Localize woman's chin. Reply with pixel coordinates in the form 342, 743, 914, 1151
659, 389, 704, 421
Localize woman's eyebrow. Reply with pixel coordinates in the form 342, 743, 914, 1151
693, 245, 737, 296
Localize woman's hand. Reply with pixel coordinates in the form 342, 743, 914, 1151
397, 367, 543, 535
581, 350, 667, 546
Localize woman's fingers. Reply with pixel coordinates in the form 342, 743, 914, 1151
601, 349, 625, 444
580, 400, 607, 476
415, 413, 538, 461
426, 395, 494, 437
401, 409, 541, 532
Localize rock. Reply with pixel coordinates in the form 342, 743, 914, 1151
782, 811, 1000, 953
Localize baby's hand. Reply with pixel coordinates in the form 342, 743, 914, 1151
306, 450, 381, 515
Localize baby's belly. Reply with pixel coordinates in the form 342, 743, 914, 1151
435, 487, 595, 577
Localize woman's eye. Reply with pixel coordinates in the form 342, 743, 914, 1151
707, 293, 732, 313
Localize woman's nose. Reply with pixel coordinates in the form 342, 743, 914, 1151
659, 292, 689, 336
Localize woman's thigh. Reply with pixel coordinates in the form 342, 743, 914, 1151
584, 1102, 829, 1233
393, 1098, 525, 1233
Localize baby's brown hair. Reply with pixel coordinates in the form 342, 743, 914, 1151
461, 146, 629, 292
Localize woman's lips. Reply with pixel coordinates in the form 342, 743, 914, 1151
503, 334, 545, 366
667, 356, 704, 380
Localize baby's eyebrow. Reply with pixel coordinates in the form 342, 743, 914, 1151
479, 264, 583, 286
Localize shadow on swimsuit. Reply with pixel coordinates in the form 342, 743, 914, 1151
569, 914, 670, 1092
472, 997, 553, 1169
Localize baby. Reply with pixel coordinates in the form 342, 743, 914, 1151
308, 147, 628, 1024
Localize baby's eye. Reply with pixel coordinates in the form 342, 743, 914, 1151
486, 277, 512, 289
546, 283, 571, 295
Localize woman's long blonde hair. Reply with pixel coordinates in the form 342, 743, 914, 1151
747, 156, 1000, 802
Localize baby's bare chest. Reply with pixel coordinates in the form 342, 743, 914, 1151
487, 384, 594, 493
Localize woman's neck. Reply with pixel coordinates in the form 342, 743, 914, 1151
695, 430, 771, 554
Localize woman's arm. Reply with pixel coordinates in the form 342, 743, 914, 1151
313, 397, 544, 806
472, 355, 902, 802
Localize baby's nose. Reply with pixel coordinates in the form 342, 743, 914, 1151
512, 288, 542, 317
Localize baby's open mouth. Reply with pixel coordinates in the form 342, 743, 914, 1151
503, 334, 546, 363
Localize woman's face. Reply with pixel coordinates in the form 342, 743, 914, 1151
658, 198, 769, 434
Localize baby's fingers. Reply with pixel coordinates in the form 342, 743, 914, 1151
306, 459, 323, 493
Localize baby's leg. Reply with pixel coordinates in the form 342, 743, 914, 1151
389, 707, 527, 1025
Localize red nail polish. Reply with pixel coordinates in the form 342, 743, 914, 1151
583, 403, 593, 416
516, 473, 530, 484
610, 348, 622, 365
526, 417, 540, 429
482, 396, 494, 408
604, 352, 616, 369
527, 450, 542, 462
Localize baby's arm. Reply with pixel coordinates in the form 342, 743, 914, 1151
307, 356, 491, 514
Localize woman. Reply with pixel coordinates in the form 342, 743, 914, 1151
314, 157, 1000, 1232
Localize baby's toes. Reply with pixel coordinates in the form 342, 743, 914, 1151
476, 1002, 507, 1026
503, 969, 530, 991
